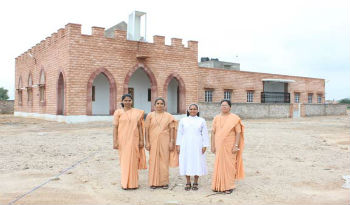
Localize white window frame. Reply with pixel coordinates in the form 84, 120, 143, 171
247, 91, 254, 103
205, 90, 213, 102
308, 93, 313, 104
294, 93, 300, 103
224, 90, 232, 101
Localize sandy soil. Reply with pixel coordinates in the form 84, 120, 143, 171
0, 114, 349, 205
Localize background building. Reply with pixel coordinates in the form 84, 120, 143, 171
14, 13, 333, 122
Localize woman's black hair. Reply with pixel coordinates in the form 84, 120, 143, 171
220, 99, 232, 107
121, 94, 133, 108
154, 97, 165, 105
187, 104, 200, 117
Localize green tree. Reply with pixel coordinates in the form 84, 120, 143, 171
0, 87, 9, 100
338, 98, 350, 104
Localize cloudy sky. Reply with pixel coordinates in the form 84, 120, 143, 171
0, 0, 348, 100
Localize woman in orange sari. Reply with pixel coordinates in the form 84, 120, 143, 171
145, 97, 177, 189
211, 99, 244, 194
113, 94, 147, 190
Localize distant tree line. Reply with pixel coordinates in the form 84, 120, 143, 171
0, 87, 9, 100
338, 98, 350, 104
338, 98, 350, 109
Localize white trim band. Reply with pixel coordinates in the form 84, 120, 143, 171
262, 79, 296, 83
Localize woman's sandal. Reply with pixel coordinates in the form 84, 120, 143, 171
122, 185, 140, 190
185, 183, 191, 191
162, 184, 169, 189
192, 183, 199, 191
225, 189, 233, 194
150, 186, 157, 189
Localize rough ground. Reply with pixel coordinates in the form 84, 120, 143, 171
0, 114, 349, 205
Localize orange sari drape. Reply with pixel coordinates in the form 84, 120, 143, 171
145, 112, 178, 186
113, 108, 147, 189
169, 120, 179, 167
211, 113, 245, 191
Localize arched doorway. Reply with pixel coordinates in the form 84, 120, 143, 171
163, 74, 186, 114
128, 68, 152, 113
87, 68, 116, 115
124, 64, 158, 113
167, 78, 179, 114
57, 72, 65, 115
92, 73, 110, 115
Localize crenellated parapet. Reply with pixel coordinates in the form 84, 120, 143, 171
152, 35, 197, 50
64, 23, 81, 36
16, 23, 198, 63
114, 29, 127, 40
16, 25, 67, 63
171, 38, 183, 47
187, 40, 198, 51
62, 23, 198, 52
91, 26, 105, 37
153, 35, 165, 45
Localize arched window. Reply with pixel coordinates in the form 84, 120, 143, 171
27, 73, 33, 106
17, 77, 23, 105
39, 70, 46, 104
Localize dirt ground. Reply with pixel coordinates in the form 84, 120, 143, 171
0, 114, 349, 205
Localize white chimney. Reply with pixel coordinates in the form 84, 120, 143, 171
127, 11, 147, 41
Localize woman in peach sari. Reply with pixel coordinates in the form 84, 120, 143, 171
145, 97, 177, 189
211, 99, 245, 194
113, 94, 147, 190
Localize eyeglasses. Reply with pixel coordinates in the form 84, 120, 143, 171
189, 108, 198, 110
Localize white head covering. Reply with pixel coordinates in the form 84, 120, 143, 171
187, 103, 199, 116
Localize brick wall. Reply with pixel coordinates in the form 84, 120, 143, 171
15, 26, 69, 115
15, 24, 198, 115
15, 23, 326, 117
198, 67, 325, 104
66, 24, 198, 115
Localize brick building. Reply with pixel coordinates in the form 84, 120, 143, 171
14, 22, 325, 121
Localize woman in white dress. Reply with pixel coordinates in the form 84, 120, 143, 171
176, 104, 209, 191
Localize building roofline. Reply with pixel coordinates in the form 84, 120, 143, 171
199, 66, 325, 81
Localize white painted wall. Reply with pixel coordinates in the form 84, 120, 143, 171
264, 82, 285, 92
14, 112, 190, 123
128, 68, 151, 113
92, 73, 110, 115
167, 78, 178, 114
15, 112, 113, 123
